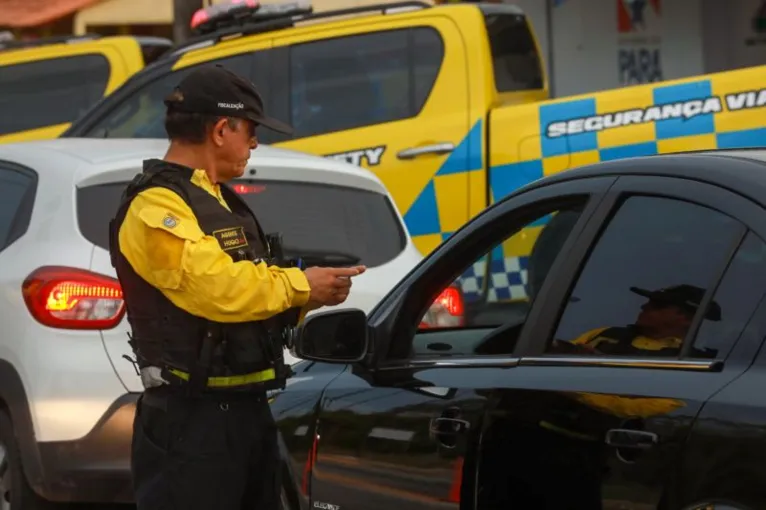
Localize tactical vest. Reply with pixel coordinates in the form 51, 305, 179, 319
109, 159, 298, 394
584, 326, 681, 357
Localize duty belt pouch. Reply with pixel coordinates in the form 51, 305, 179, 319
187, 323, 218, 395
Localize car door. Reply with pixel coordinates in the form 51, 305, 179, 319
486, 175, 766, 510
270, 16, 471, 256
305, 175, 618, 510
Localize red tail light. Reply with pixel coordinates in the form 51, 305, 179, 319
420, 285, 465, 329
22, 266, 126, 330
232, 183, 267, 194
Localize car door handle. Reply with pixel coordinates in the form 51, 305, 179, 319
429, 417, 471, 436
397, 142, 455, 160
605, 428, 658, 449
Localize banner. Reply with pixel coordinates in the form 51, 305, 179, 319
617, 0, 663, 86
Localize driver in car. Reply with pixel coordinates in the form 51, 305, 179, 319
556, 284, 722, 357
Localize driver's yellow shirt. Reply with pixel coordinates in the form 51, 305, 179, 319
118, 168, 311, 323
571, 327, 682, 352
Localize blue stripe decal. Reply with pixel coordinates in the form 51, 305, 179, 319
653, 80, 715, 139
404, 180, 440, 236
540, 98, 598, 157
600, 141, 658, 160
489, 159, 544, 203
437, 119, 484, 176
717, 127, 766, 149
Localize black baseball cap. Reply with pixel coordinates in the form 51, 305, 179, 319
164, 64, 293, 135
630, 284, 722, 321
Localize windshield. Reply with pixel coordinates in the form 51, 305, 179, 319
77, 179, 406, 268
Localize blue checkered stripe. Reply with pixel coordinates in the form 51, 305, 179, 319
457, 254, 530, 303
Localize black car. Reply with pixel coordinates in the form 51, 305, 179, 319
273, 149, 766, 510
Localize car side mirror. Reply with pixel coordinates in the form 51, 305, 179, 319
292, 308, 369, 363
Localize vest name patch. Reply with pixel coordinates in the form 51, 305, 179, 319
213, 226, 249, 250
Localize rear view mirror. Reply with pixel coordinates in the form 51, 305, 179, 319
292, 309, 369, 363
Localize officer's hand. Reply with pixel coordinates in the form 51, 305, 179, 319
304, 266, 366, 306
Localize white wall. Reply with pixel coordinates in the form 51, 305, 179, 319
548, 0, 705, 98
702, 0, 766, 73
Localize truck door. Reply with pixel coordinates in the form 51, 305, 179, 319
270, 16, 471, 256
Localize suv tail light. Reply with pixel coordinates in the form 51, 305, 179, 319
420, 285, 465, 329
22, 266, 125, 330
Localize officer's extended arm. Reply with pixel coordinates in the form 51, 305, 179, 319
118, 187, 311, 323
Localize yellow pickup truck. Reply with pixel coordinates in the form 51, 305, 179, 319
62, 1, 766, 303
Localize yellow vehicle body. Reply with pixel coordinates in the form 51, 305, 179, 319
0, 36, 148, 144
489, 64, 766, 297
61, 3, 766, 305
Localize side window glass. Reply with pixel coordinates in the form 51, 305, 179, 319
548, 196, 743, 358
484, 13, 544, 92
0, 166, 36, 251
689, 232, 766, 359
412, 203, 586, 358
87, 53, 276, 141
0, 54, 109, 135
289, 26, 444, 139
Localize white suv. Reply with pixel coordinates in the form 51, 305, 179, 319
0, 138, 423, 508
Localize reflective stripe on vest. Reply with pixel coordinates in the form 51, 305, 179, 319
168, 367, 276, 387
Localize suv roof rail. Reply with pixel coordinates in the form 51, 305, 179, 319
0, 33, 101, 51
172, 1, 431, 56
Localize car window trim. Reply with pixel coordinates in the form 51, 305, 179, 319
521, 174, 765, 368
367, 175, 620, 365
376, 356, 521, 371
518, 356, 723, 372
680, 227, 748, 359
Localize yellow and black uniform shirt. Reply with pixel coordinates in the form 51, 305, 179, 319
118, 168, 312, 323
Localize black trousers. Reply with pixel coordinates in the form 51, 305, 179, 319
131, 385, 280, 510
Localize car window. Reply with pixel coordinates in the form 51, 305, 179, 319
0, 164, 36, 251
413, 203, 586, 358
77, 179, 405, 268
547, 196, 744, 358
689, 231, 766, 359
289, 26, 444, 139
484, 12, 544, 92
0, 54, 109, 136
82, 53, 278, 143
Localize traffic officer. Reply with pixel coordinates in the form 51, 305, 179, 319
108, 64, 366, 510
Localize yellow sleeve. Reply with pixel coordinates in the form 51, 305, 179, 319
570, 327, 609, 345
118, 186, 311, 323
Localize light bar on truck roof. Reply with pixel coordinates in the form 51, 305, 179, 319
190, 0, 313, 36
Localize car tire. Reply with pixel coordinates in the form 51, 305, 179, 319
0, 409, 55, 509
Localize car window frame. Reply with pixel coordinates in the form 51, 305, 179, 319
0, 160, 38, 252
518, 174, 766, 372
272, 23, 446, 142
364, 175, 619, 370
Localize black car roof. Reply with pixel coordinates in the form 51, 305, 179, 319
519, 148, 766, 208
